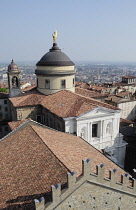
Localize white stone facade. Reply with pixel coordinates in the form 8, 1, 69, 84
118, 100, 136, 121
64, 107, 127, 167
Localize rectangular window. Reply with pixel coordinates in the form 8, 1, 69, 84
43, 115, 48, 126
92, 124, 98, 137
5, 114, 9, 119
61, 80, 66, 89
49, 117, 53, 128
73, 78, 75, 87
5, 107, 8, 112
57, 123, 61, 131
4, 126, 8, 132
4, 100, 7, 104
0, 112, 2, 117
45, 79, 50, 89
36, 115, 42, 123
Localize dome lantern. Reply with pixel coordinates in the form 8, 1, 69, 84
8, 59, 19, 73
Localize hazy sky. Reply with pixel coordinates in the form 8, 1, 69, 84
1, 0, 136, 63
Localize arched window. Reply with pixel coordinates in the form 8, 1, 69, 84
12, 76, 18, 87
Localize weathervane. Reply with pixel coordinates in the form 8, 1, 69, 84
52, 31, 58, 43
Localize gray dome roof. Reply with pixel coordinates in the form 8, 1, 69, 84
36, 43, 75, 66
8, 60, 19, 72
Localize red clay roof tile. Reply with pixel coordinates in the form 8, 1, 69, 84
0, 122, 126, 208
9, 90, 119, 118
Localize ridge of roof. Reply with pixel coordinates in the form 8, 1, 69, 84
27, 123, 126, 177
40, 90, 120, 118
9, 93, 45, 107
30, 124, 71, 173
6, 118, 79, 139
0, 119, 129, 209
0, 119, 48, 142
0, 119, 31, 142
9, 89, 120, 119
0, 124, 69, 209
75, 87, 105, 97
72, 90, 120, 111
8, 119, 28, 130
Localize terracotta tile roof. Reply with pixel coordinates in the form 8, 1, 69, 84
90, 85, 106, 92
41, 90, 119, 118
0, 83, 8, 89
75, 81, 81, 86
120, 118, 134, 124
9, 93, 45, 107
75, 87, 104, 98
105, 96, 122, 103
22, 85, 36, 92
122, 76, 136, 79
75, 82, 90, 89
9, 90, 119, 117
116, 91, 130, 98
0, 125, 69, 209
32, 124, 125, 175
0, 122, 126, 209
8, 119, 28, 130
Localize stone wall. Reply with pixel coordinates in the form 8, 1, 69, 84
10, 104, 65, 132
60, 182, 136, 210
42, 107, 65, 132
15, 105, 42, 121
35, 159, 136, 210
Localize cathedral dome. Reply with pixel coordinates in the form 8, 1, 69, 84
36, 43, 75, 67
8, 60, 19, 72
35, 32, 76, 95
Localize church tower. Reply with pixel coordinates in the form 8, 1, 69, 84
7, 59, 21, 97
35, 32, 76, 95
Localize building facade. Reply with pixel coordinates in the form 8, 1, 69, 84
4, 35, 127, 168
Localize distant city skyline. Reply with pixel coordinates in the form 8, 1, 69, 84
1, 0, 136, 63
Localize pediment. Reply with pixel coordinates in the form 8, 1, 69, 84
77, 107, 116, 119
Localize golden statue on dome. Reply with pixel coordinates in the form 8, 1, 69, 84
52, 31, 58, 43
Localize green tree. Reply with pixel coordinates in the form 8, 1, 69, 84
0, 88, 8, 92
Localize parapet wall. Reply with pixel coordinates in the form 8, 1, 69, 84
35, 158, 136, 210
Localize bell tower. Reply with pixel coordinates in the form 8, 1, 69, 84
7, 59, 21, 97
